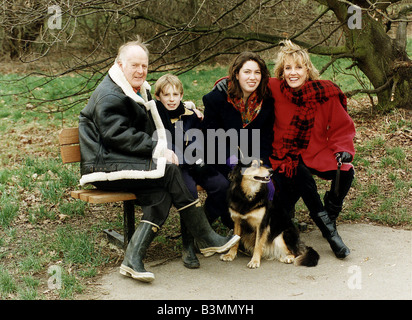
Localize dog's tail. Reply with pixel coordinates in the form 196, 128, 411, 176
294, 246, 320, 267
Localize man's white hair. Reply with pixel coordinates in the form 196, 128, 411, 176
115, 36, 149, 64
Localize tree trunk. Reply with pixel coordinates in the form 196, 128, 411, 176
322, 0, 412, 111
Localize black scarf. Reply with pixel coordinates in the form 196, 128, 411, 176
159, 101, 186, 120
156, 101, 187, 146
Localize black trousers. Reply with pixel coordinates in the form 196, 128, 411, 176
92, 164, 196, 227
273, 160, 354, 216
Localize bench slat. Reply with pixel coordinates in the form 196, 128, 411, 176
86, 192, 137, 204
71, 189, 97, 199
59, 128, 79, 145
72, 189, 136, 203
60, 145, 81, 164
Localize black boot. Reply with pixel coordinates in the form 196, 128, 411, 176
324, 191, 343, 226
180, 217, 200, 269
178, 200, 239, 257
310, 210, 350, 259
119, 222, 157, 282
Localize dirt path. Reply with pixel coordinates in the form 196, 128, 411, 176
82, 224, 411, 301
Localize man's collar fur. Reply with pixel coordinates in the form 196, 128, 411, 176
108, 62, 151, 104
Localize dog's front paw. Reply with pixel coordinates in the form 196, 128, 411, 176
220, 251, 236, 262
247, 259, 260, 269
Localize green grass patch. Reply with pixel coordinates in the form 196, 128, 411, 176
52, 225, 108, 266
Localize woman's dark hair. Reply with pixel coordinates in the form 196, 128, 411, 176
227, 51, 271, 102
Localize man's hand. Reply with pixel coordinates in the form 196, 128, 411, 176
165, 148, 179, 165
192, 108, 204, 120
213, 78, 228, 93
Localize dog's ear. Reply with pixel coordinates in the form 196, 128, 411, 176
228, 164, 241, 182
239, 157, 254, 167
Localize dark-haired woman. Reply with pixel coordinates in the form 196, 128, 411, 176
202, 52, 275, 228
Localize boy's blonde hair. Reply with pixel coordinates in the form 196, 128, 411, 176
273, 40, 320, 81
154, 74, 184, 96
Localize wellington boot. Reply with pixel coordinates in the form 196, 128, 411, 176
119, 222, 157, 282
178, 200, 239, 257
180, 217, 200, 269
310, 210, 350, 259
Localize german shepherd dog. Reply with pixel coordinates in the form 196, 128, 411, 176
220, 158, 319, 268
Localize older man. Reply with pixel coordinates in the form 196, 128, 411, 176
78, 38, 239, 283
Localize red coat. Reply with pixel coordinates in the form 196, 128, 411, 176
268, 78, 355, 172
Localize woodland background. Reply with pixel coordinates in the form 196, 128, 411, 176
0, 0, 410, 299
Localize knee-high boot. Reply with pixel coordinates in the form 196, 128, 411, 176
324, 191, 343, 226
119, 221, 158, 282
310, 210, 350, 259
180, 217, 200, 269
178, 200, 240, 257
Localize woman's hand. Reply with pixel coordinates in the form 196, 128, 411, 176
335, 152, 353, 163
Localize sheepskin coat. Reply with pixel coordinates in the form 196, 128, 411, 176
78, 63, 167, 186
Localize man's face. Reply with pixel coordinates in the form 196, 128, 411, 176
118, 45, 148, 89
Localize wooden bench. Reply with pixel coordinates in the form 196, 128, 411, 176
59, 127, 204, 248
59, 127, 137, 248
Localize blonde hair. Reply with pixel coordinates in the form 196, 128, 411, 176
154, 74, 184, 97
273, 40, 319, 81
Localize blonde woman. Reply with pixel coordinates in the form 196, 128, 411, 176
269, 40, 355, 259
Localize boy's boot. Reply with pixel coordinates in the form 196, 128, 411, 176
178, 200, 239, 257
310, 210, 350, 259
180, 217, 200, 269
119, 221, 158, 282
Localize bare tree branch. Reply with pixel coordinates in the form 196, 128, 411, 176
0, 0, 410, 111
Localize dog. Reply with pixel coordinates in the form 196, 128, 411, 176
220, 158, 319, 268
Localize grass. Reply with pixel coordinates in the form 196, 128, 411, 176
333, 111, 411, 226
0, 42, 411, 299
0, 154, 118, 299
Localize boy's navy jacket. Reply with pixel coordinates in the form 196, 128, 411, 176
155, 100, 203, 166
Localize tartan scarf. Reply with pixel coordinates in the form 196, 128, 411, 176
271, 79, 347, 177
227, 84, 262, 128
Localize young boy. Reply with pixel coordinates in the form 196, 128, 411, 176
154, 74, 232, 267
154, 73, 203, 167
